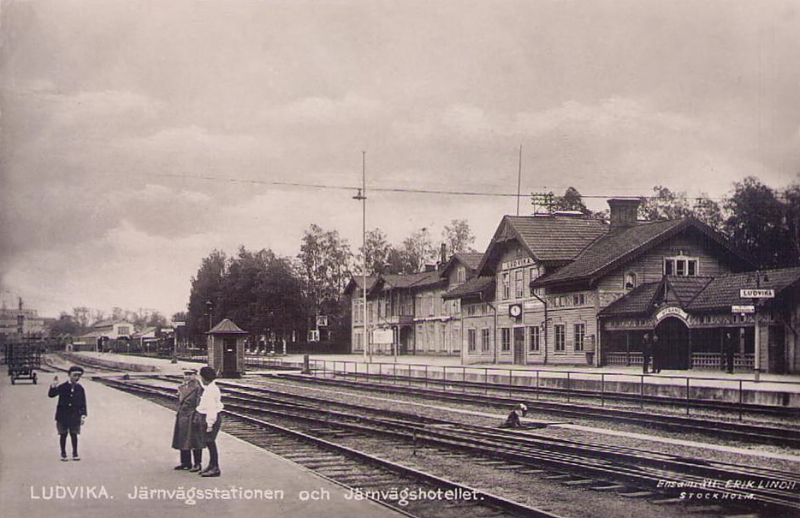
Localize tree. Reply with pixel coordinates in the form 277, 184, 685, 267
782, 182, 800, 261
399, 228, 437, 273
692, 194, 724, 230
49, 313, 80, 345
639, 186, 693, 221
724, 176, 792, 268
639, 186, 723, 229
72, 307, 91, 330
442, 219, 476, 254
187, 249, 228, 339
552, 187, 591, 215
358, 228, 394, 275
298, 224, 353, 315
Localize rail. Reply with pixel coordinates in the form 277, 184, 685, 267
258, 357, 799, 419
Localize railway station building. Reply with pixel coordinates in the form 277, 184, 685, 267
345, 250, 483, 356
347, 199, 800, 374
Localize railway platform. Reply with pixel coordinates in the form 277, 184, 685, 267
55, 351, 800, 407
0, 371, 404, 518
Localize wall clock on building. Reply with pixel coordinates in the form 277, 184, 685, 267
509, 304, 522, 319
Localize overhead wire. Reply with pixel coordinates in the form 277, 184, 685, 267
143, 171, 726, 203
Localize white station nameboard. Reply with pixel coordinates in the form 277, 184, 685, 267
372, 329, 394, 344
731, 305, 755, 314
740, 289, 774, 299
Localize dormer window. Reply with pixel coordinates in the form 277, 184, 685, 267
664, 256, 698, 276
456, 266, 466, 284
624, 272, 637, 290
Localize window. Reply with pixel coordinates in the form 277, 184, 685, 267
467, 329, 477, 352
501, 328, 511, 351
456, 267, 466, 284
515, 269, 524, 298
574, 323, 585, 352
117, 326, 130, 336
625, 272, 637, 290
573, 294, 586, 306
554, 324, 565, 352
529, 266, 542, 296
529, 326, 540, 352
501, 273, 510, 300
664, 256, 698, 277
481, 328, 491, 352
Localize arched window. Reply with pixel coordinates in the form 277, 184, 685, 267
624, 272, 637, 290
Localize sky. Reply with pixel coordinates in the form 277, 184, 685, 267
1, 0, 799, 319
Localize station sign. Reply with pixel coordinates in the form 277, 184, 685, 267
372, 329, 393, 344
501, 257, 534, 270
655, 306, 688, 323
731, 305, 755, 314
740, 289, 774, 299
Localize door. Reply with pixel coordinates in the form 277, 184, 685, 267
513, 327, 525, 364
654, 318, 690, 370
768, 325, 786, 374
223, 337, 237, 374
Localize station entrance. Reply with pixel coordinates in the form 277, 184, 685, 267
654, 317, 690, 370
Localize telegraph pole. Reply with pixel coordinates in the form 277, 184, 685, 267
516, 145, 522, 216
353, 152, 370, 363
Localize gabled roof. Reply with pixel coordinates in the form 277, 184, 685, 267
379, 270, 443, 290
600, 266, 800, 316
598, 282, 662, 317
687, 266, 800, 312
343, 276, 379, 296
208, 318, 248, 334
478, 214, 608, 275
442, 277, 495, 300
665, 276, 713, 306
440, 252, 485, 278
534, 217, 753, 288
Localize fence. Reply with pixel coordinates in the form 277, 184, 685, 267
273, 358, 798, 420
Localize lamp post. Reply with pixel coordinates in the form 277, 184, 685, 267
353, 151, 370, 363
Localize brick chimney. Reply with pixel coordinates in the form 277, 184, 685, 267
608, 198, 641, 230
440, 243, 447, 266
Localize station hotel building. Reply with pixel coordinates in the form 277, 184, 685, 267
346, 199, 800, 374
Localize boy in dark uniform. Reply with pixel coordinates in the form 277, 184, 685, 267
48, 366, 88, 461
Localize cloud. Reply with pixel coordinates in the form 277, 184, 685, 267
264, 94, 386, 126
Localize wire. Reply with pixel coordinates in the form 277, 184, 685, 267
142, 172, 726, 202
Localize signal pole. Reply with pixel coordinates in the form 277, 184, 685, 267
353, 152, 370, 363
516, 145, 522, 216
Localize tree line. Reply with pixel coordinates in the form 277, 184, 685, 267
183, 221, 478, 344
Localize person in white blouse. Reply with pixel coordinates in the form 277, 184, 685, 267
196, 366, 224, 477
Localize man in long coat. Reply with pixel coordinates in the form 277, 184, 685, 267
172, 369, 204, 471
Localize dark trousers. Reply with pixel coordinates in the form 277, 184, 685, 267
180, 449, 202, 467
642, 355, 651, 374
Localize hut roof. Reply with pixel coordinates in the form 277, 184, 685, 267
207, 318, 248, 334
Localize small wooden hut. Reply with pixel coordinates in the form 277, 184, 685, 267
207, 318, 248, 378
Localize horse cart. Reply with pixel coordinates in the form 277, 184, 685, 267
5, 343, 42, 384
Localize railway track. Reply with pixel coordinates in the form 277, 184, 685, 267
105, 376, 800, 518
285, 366, 800, 418
102, 377, 565, 518
271, 372, 800, 449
